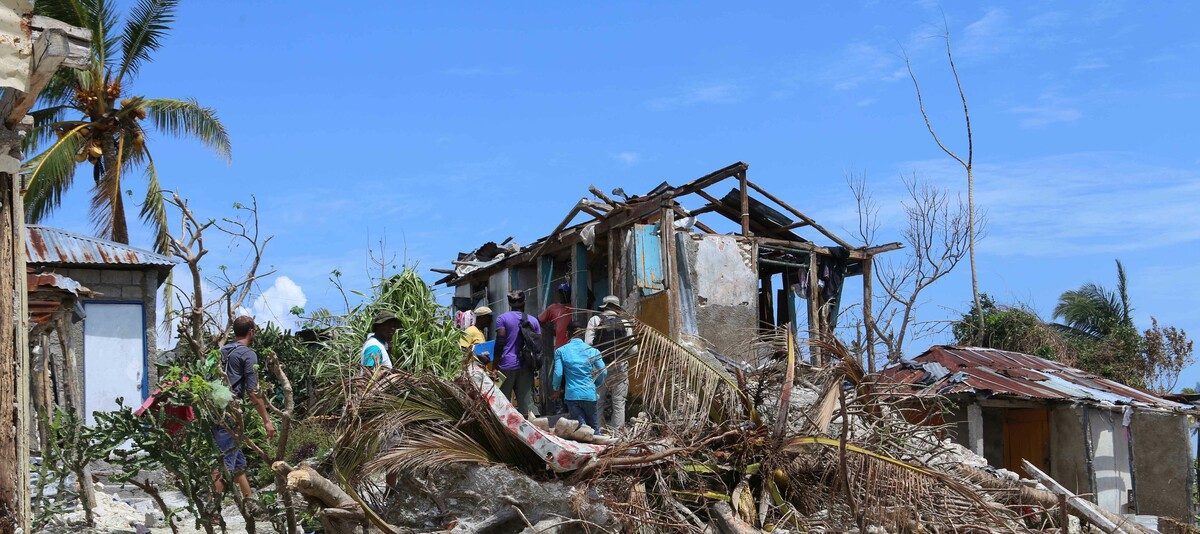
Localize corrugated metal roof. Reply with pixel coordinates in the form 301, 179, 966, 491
27, 272, 92, 326
880, 345, 1189, 411
26, 225, 176, 267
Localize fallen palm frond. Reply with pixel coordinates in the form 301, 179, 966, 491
365, 424, 491, 474
626, 319, 758, 427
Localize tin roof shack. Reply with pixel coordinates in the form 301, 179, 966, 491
882, 345, 1195, 525
26, 225, 176, 424
435, 162, 900, 365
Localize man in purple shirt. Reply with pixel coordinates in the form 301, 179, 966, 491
494, 290, 541, 415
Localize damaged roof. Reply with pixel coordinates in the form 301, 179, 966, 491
436, 162, 898, 285
26, 225, 176, 269
881, 345, 1190, 412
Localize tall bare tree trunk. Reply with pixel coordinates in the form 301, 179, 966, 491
967, 167, 981, 326
0, 167, 31, 533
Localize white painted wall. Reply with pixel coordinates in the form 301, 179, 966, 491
82, 302, 146, 424
1088, 409, 1133, 514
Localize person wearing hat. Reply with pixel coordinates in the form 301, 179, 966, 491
586, 295, 636, 432
538, 282, 575, 349
361, 310, 402, 369
494, 290, 542, 415
459, 306, 493, 357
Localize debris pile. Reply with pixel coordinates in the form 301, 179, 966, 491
302, 320, 1137, 534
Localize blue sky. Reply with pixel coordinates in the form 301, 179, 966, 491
38, 2, 1200, 389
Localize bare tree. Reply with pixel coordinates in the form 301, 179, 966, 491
904, 25, 983, 330
851, 175, 977, 364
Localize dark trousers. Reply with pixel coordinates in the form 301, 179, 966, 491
499, 367, 535, 416
566, 400, 598, 430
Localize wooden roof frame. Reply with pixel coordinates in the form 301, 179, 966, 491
436, 161, 901, 285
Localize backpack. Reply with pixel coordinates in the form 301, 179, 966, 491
517, 312, 544, 371
593, 314, 631, 364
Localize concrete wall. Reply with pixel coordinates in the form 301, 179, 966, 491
43, 267, 160, 414
1131, 411, 1192, 520
1049, 404, 1090, 496
684, 235, 757, 361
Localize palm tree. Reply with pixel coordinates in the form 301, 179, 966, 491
1052, 259, 1133, 338
23, 0, 230, 252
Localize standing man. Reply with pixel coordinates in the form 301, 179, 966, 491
586, 296, 635, 432
214, 316, 275, 508
460, 306, 494, 363
362, 311, 402, 370
538, 282, 574, 349
494, 290, 542, 415
551, 319, 606, 430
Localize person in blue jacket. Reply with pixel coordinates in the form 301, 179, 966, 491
551, 319, 607, 431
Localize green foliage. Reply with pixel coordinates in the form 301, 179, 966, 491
953, 294, 1077, 361
282, 417, 338, 465
32, 409, 107, 530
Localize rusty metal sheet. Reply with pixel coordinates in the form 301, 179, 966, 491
881, 345, 1190, 411
25, 225, 175, 267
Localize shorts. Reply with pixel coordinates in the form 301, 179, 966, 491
213, 426, 247, 473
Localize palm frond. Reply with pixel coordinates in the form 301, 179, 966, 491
24, 114, 84, 156
117, 0, 178, 82
627, 319, 753, 426
365, 424, 491, 475
143, 98, 231, 162
1053, 282, 1122, 338
1115, 259, 1133, 327
34, 69, 82, 108
22, 124, 88, 223
136, 148, 171, 254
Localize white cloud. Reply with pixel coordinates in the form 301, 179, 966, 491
251, 276, 307, 331
1008, 91, 1082, 128
647, 83, 742, 110
614, 151, 640, 165
890, 153, 1200, 257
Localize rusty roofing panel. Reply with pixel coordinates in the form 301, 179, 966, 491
26, 225, 176, 267
881, 345, 1189, 411
27, 271, 93, 297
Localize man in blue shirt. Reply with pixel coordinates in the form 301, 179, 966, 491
551, 319, 607, 431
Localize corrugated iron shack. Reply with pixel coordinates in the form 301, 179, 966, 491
435, 162, 900, 364
26, 225, 176, 424
882, 345, 1195, 526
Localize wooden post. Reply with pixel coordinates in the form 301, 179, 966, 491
807, 252, 821, 365
738, 171, 751, 236
660, 205, 679, 339
861, 256, 875, 373
1058, 494, 1071, 534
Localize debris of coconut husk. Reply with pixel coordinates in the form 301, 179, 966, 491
286, 318, 1145, 533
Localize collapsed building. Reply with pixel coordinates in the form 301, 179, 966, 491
883, 345, 1196, 527
434, 161, 900, 367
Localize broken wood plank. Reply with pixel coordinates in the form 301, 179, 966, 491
1021, 459, 1138, 534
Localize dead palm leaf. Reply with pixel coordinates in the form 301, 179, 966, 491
366, 424, 491, 474
626, 318, 757, 427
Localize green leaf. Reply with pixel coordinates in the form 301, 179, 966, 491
143, 97, 232, 162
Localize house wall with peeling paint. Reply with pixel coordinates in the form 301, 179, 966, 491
684, 234, 757, 361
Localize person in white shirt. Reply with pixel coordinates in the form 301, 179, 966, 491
361, 311, 401, 369
585, 296, 636, 432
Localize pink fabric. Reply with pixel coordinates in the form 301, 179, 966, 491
465, 363, 606, 472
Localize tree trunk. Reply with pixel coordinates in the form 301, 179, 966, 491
101, 136, 130, 244
967, 167, 981, 330
273, 462, 367, 534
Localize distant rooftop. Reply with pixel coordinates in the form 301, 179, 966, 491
26, 225, 176, 269
881, 345, 1190, 412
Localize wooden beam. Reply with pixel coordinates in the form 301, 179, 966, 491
745, 179, 854, 249
862, 242, 903, 256
738, 171, 751, 236
862, 256, 875, 372
807, 251, 821, 364
669, 204, 716, 234
29, 15, 92, 68
668, 161, 748, 198
1021, 460, 1135, 534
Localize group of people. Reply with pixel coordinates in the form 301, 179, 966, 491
458, 282, 635, 435
205, 284, 633, 510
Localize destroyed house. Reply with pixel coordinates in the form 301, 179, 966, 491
882, 345, 1194, 525
434, 161, 899, 364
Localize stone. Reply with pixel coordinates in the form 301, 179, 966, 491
100, 269, 132, 285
